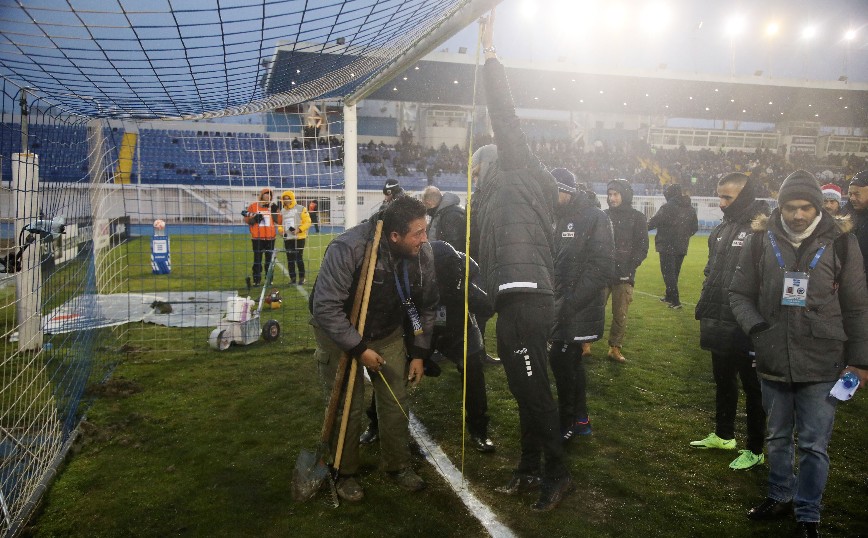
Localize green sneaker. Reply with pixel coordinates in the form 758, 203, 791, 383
689, 433, 736, 450
729, 450, 764, 470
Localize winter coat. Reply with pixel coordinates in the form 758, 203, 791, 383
310, 219, 438, 360
279, 190, 311, 240
551, 194, 615, 342
427, 192, 467, 252
430, 240, 493, 333
647, 193, 699, 256
604, 200, 648, 286
729, 210, 868, 382
849, 207, 868, 282
695, 198, 770, 353
474, 59, 558, 306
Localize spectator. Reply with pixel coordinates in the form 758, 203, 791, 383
692, 173, 769, 470
730, 170, 868, 537
310, 195, 437, 501
821, 183, 844, 216
469, 10, 572, 512
604, 179, 649, 362
243, 187, 280, 287
307, 199, 320, 233
279, 190, 311, 285
647, 183, 699, 309
422, 186, 466, 252
846, 171, 868, 283
380, 178, 403, 211
548, 168, 614, 442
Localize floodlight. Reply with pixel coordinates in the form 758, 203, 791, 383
801, 26, 817, 40
765, 22, 779, 37
844, 29, 857, 41
520, 0, 538, 19
605, 4, 627, 30
642, 2, 672, 35
725, 15, 746, 37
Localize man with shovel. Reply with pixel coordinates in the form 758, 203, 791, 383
309, 195, 438, 501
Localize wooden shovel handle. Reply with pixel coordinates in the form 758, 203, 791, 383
334, 220, 383, 471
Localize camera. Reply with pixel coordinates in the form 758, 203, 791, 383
24, 216, 66, 238
241, 209, 250, 217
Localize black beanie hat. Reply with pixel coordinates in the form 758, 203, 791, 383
850, 170, 868, 188
383, 178, 402, 196
778, 170, 822, 211
550, 168, 577, 194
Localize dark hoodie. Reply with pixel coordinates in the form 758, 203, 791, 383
427, 191, 466, 252
695, 178, 770, 353
647, 183, 699, 256
605, 179, 649, 284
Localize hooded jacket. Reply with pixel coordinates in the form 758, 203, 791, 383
427, 191, 466, 252
279, 190, 311, 240
310, 219, 438, 360
647, 184, 699, 256
471, 59, 558, 306
551, 192, 615, 342
604, 180, 649, 285
695, 180, 770, 353
729, 209, 868, 382
245, 188, 280, 240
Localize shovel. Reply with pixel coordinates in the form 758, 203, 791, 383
291, 220, 383, 503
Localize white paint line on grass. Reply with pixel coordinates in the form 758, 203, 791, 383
409, 412, 516, 538
634, 289, 696, 307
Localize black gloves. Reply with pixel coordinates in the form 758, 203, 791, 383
253, 213, 265, 224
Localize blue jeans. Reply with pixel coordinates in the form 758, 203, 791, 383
760, 379, 838, 523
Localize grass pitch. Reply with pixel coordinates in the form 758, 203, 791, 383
22, 234, 868, 537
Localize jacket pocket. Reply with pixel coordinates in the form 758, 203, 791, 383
809, 320, 847, 341
699, 318, 749, 353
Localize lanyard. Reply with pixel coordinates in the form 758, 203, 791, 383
767, 231, 826, 271
393, 259, 412, 303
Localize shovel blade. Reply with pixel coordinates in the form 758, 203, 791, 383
291, 448, 329, 502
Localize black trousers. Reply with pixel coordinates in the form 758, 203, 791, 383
659, 253, 686, 305
283, 237, 306, 280
549, 341, 588, 432
496, 294, 566, 480
251, 238, 274, 285
712, 351, 766, 454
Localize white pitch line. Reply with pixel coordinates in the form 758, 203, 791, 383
409, 412, 516, 538
634, 289, 696, 307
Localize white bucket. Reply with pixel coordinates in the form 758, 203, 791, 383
226, 296, 255, 322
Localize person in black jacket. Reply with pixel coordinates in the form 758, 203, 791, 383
468, 10, 571, 512
548, 169, 614, 442
422, 186, 466, 252
847, 170, 868, 284
692, 172, 769, 470
604, 179, 649, 363
647, 183, 698, 309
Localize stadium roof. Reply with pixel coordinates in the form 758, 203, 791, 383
353, 52, 868, 128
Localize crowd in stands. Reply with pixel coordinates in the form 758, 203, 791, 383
358, 133, 868, 199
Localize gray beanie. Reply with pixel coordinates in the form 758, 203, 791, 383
778, 170, 822, 211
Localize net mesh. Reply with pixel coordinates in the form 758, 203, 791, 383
0, 1, 495, 533
0, 0, 473, 120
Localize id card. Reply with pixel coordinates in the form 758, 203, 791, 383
434, 305, 448, 327
781, 271, 809, 307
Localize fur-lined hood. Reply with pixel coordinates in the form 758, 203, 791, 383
751, 210, 853, 234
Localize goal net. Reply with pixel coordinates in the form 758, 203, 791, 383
1, 0, 499, 532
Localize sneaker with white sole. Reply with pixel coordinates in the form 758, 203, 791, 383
689, 432, 736, 450
729, 450, 764, 470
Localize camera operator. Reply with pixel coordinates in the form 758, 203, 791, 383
243, 187, 281, 286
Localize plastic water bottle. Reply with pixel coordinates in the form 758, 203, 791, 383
830, 371, 861, 401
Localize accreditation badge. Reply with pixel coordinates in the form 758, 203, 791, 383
781, 271, 809, 307
434, 305, 448, 326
